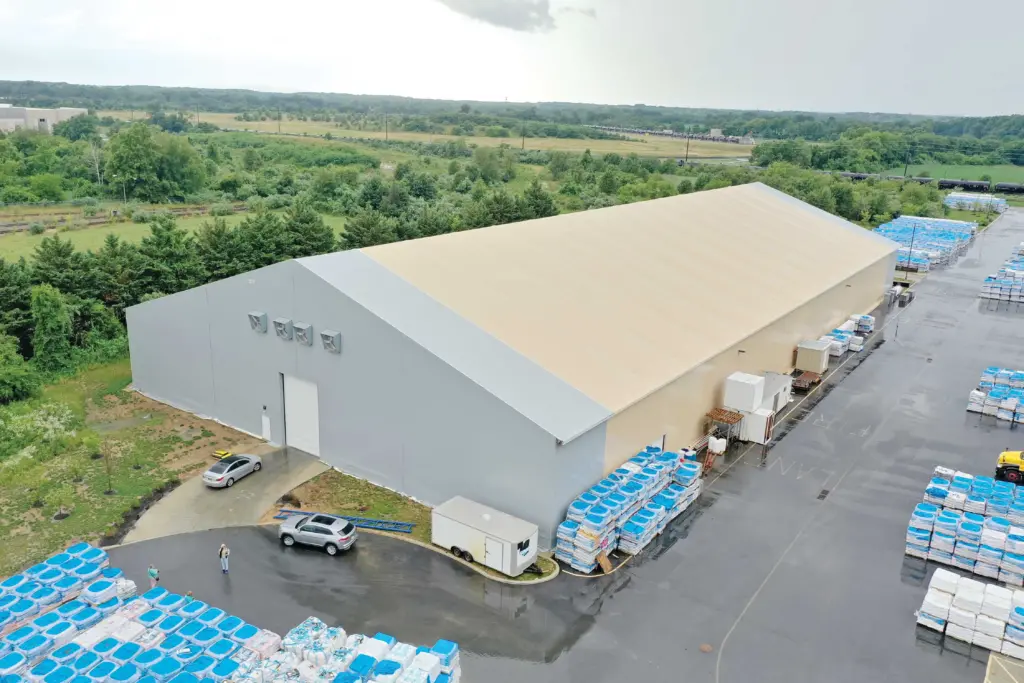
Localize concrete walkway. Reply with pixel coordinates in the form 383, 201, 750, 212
124, 446, 327, 543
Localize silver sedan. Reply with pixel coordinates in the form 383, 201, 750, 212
202, 454, 262, 488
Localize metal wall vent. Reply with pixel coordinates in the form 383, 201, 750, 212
294, 322, 313, 346
321, 330, 342, 354
273, 318, 294, 340
248, 311, 268, 333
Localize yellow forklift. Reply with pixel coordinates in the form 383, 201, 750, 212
996, 450, 1024, 483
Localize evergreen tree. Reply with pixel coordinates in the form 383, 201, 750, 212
30, 284, 74, 373
196, 217, 244, 282
358, 176, 387, 210
0, 334, 40, 404
340, 211, 398, 249
283, 200, 336, 258
32, 236, 98, 300
0, 258, 34, 356
234, 208, 293, 271
520, 179, 558, 220
137, 215, 205, 296
94, 234, 144, 315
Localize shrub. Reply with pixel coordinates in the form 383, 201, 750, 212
70, 197, 99, 207
82, 206, 99, 218
28, 223, 45, 235
208, 203, 235, 217
132, 211, 153, 223
265, 194, 292, 209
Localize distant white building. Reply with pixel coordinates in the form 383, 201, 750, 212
0, 105, 89, 133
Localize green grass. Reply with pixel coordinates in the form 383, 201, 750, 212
0, 211, 346, 261
886, 164, 1024, 184
0, 360, 187, 576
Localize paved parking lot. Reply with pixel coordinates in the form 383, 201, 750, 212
124, 447, 327, 543
114, 211, 1024, 682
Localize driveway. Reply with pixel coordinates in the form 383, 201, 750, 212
123, 446, 327, 543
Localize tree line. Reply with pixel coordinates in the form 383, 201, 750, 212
753, 130, 1024, 173
6, 80, 1024, 144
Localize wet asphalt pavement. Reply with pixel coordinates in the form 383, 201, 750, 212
111, 210, 1024, 683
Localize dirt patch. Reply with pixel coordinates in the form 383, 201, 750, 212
264, 469, 432, 543
98, 478, 181, 547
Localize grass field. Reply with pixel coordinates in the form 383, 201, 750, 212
0, 212, 346, 261
885, 164, 1024, 183
100, 110, 753, 159
0, 359, 269, 576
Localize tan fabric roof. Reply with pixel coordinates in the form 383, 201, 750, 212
363, 183, 895, 414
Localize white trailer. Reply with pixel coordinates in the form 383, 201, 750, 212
431, 497, 539, 578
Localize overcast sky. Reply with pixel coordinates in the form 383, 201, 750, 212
1, 0, 1022, 116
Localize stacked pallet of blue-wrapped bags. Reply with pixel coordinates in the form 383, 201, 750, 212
906, 466, 1024, 587
554, 447, 703, 572
1, 548, 461, 683
944, 193, 1008, 213
967, 366, 1024, 421
269, 617, 460, 683
875, 215, 977, 272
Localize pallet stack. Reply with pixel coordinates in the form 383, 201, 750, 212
916, 568, 1024, 659
554, 447, 703, 572
0, 549, 461, 683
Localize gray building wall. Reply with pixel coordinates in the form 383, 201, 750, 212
127, 259, 606, 548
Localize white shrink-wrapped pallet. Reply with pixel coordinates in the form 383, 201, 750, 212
294, 660, 317, 683
356, 639, 389, 661
948, 607, 977, 631
973, 631, 1003, 651
916, 610, 946, 632
946, 623, 974, 643
976, 614, 1007, 639
984, 585, 1013, 622
408, 653, 441, 682
1003, 640, 1024, 660
113, 620, 146, 643
246, 631, 281, 660
318, 628, 346, 650
386, 644, 416, 669
953, 580, 985, 614
929, 568, 960, 595
921, 589, 952, 621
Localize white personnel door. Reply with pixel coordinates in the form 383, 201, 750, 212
283, 375, 320, 456
484, 537, 504, 573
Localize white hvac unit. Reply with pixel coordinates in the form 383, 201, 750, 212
431, 497, 539, 578
740, 408, 774, 445
723, 372, 765, 413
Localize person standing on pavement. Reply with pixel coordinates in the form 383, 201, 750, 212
147, 564, 159, 589
218, 544, 230, 574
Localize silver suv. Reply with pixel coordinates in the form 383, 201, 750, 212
278, 513, 358, 556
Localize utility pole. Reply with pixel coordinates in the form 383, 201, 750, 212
905, 221, 918, 273
384, 112, 388, 141
684, 137, 690, 164
903, 145, 912, 179
278, 106, 281, 134
522, 125, 526, 150
130, 109, 134, 121
195, 104, 199, 127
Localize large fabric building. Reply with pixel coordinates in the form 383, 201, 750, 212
127, 183, 897, 547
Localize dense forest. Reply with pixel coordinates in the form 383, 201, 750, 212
5, 80, 1024, 142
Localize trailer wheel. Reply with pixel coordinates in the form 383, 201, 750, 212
463, 552, 474, 564
450, 547, 463, 559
